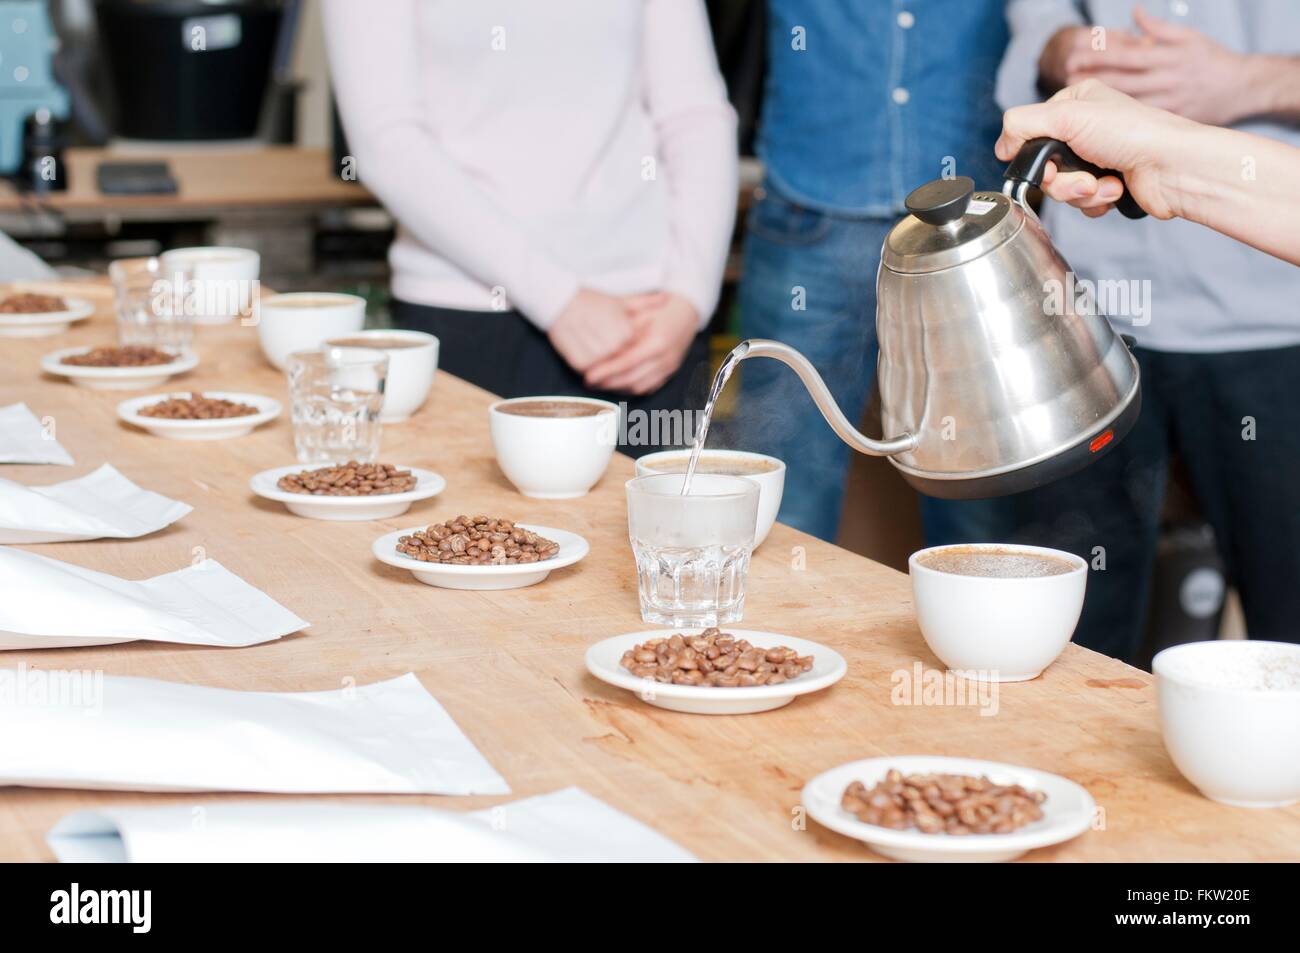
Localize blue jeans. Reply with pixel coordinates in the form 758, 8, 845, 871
737, 187, 1014, 544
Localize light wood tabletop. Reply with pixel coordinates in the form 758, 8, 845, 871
0, 279, 1296, 862
0, 147, 372, 220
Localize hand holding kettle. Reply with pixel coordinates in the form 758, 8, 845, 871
996, 79, 1300, 266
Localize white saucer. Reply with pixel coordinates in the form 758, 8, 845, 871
42, 346, 199, 390
0, 297, 94, 337
372, 523, 588, 590
585, 629, 846, 715
801, 755, 1096, 863
250, 464, 446, 521
118, 391, 280, 440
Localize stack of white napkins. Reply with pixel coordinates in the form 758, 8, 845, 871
46, 788, 696, 862
0, 402, 73, 465
0, 547, 306, 650
0, 671, 509, 796
0, 463, 191, 543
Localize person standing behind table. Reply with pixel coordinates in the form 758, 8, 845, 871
321, 1, 738, 457
735, 1, 1014, 544
997, 1, 1300, 663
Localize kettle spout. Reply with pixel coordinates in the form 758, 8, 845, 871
737, 339, 917, 457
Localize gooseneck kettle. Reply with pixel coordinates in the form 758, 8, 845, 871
737, 138, 1146, 500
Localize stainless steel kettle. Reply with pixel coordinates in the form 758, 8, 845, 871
737, 138, 1145, 499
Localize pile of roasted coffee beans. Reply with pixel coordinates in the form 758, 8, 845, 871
138, 393, 258, 419
840, 770, 1047, 835
63, 346, 175, 367
277, 462, 417, 496
620, 628, 814, 687
396, 516, 559, 565
0, 292, 66, 313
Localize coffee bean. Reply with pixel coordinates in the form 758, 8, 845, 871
618, 628, 814, 688
396, 516, 560, 566
277, 462, 416, 496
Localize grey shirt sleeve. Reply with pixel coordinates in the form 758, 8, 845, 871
996, 0, 1089, 108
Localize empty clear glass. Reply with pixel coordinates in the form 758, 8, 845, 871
626, 473, 759, 627
287, 347, 388, 464
109, 257, 194, 351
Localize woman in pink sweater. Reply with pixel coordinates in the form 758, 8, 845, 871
322, 0, 738, 453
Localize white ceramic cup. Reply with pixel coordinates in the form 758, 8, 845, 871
325, 328, 438, 422
909, 543, 1087, 682
635, 449, 785, 548
1154, 639, 1300, 808
489, 396, 618, 499
161, 246, 260, 324
256, 292, 366, 371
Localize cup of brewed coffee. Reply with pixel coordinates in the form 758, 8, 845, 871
909, 543, 1087, 681
257, 292, 366, 371
636, 449, 785, 547
489, 396, 618, 498
326, 329, 438, 422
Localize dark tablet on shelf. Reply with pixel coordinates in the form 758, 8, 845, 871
96, 161, 179, 195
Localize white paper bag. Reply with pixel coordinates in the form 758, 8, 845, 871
0, 547, 307, 650
46, 787, 694, 862
0, 402, 73, 465
0, 463, 191, 543
0, 671, 509, 796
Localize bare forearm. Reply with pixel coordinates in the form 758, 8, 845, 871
1174, 124, 1300, 265
1233, 55, 1300, 122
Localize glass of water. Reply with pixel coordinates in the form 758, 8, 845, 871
626, 473, 759, 627
109, 256, 194, 351
287, 347, 389, 464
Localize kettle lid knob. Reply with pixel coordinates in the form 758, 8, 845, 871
905, 176, 974, 226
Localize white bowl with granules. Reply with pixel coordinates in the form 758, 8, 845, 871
801, 756, 1096, 863
371, 523, 588, 590
117, 392, 280, 440
585, 628, 845, 715
1154, 640, 1300, 808
250, 463, 446, 521
909, 543, 1087, 682
0, 296, 94, 337
42, 345, 198, 390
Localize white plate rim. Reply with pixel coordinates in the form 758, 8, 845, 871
585, 629, 847, 701
0, 296, 95, 325
42, 345, 198, 379
801, 755, 1096, 856
117, 391, 280, 430
250, 464, 447, 506
371, 523, 588, 575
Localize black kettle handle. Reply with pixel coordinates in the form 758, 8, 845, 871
1003, 137, 1147, 220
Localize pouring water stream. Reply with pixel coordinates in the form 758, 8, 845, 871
680, 340, 917, 496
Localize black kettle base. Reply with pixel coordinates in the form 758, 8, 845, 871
895, 388, 1143, 501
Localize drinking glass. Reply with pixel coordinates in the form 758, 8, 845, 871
109, 257, 194, 350
287, 347, 388, 464
626, 473, 759, 627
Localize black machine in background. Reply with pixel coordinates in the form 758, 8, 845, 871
93, 0, 285, 141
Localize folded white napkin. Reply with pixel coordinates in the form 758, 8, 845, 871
0, 402, 73, 465
0, 548, 307, 650
0, 464, 191, 543
0, 671, 509, 796
46, 787, 694, 862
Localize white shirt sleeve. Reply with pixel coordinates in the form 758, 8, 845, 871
997, 0, 1089, 109
641, 0, 739, 327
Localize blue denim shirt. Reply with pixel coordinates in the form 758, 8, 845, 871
758, 0, 1010, 216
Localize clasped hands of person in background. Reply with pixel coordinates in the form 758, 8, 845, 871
1039, 4, 1284, 127
547, 288, 699, 396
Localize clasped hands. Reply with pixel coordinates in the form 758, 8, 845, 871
547, 288, 699, 396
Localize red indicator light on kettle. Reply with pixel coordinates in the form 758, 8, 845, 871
1089, 429, 1114, 453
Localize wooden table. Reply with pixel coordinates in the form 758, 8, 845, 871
1, 281, 1296, 862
